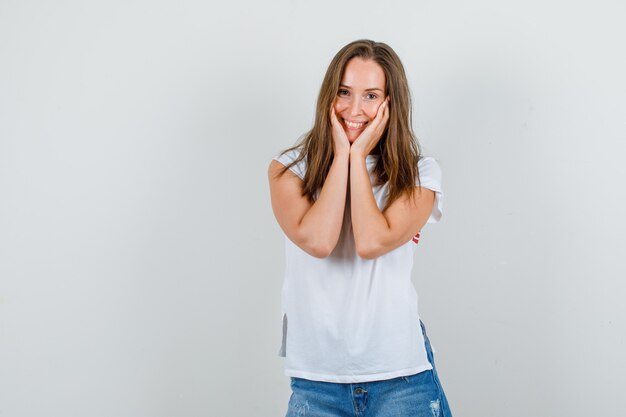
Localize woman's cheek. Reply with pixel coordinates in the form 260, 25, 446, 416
365, 102, 382, 119
334, 102, 348, 116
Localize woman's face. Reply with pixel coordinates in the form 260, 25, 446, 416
333, 57, 387, 143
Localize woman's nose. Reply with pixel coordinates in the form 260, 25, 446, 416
349, 98, 363, 116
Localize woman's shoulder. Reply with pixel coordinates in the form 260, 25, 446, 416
272, 146, 307, 180
417, 155, 443, 189
418, 155, 442, 174
274, 147, 303, 163
417, 155, 444, 223
418, 154, 440, 165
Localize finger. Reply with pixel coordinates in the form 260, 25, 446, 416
382, 100, 387, 116
375, 102, 389, 134
374, 100, 386, 122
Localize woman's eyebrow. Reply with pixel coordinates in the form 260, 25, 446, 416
339, 84, 384, 92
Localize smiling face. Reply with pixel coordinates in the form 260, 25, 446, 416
333, 57, 387, 143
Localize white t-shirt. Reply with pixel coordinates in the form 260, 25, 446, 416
273, 148, 444, 383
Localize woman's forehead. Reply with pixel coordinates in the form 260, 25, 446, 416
341, 58, 386, 90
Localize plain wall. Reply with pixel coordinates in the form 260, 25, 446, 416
1, 1, 625, 416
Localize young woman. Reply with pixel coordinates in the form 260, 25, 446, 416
268, 39, 452, 417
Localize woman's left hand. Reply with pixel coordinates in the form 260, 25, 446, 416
350, 97, 390, 158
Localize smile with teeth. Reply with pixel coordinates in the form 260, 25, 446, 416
343, 119, 367, 130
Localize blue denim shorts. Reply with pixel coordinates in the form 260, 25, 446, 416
285, 320, 452, 417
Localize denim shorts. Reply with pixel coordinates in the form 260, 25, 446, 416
285, 320, 452, 417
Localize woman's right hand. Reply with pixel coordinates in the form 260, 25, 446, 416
330, 104, 350, 156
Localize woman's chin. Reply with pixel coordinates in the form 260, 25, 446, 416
345, 131, 361, 143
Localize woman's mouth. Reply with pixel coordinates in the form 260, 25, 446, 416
343, 119, 367, 130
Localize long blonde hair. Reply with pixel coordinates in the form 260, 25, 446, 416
278, 39, 422, 210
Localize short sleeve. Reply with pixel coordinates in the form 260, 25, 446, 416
273, 148, 307, 180
417, 157, 444, 223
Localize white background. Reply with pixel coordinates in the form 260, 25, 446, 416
1, 1, 625, 416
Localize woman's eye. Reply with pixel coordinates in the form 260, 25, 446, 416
337, 89, 349, 96
366, 93, 378, 100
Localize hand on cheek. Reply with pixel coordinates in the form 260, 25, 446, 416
330, 102, 351, 155
351, 97, 390, 157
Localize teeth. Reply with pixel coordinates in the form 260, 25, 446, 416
344, 120, 366, 129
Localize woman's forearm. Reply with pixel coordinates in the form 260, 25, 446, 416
297, 151, 350, 257
349, 151, 390, 259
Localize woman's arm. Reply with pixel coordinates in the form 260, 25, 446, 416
347, 97, 435, 259
268, 151, 349, 258
349, 152, 435, 259
269, 105, 352, 258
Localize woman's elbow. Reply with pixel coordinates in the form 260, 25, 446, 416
307, 244, 333, 259
355, 241, 383, 260
295, 232, 334, 258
